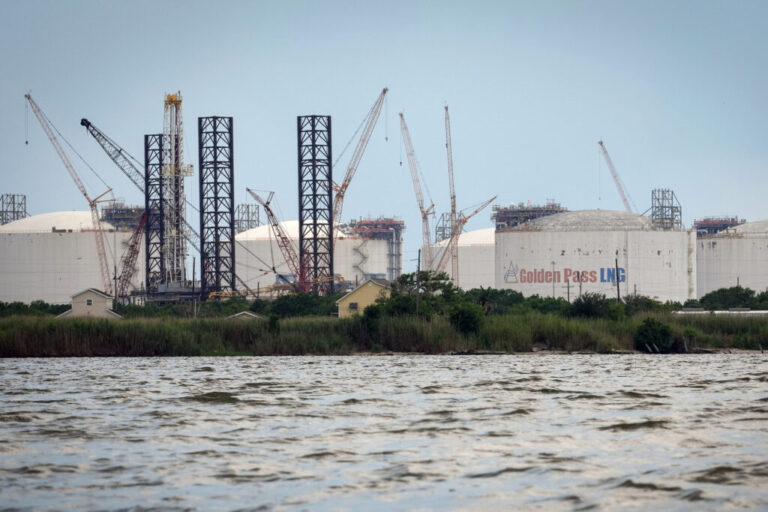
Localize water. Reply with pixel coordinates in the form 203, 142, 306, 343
1, 354, 767, 511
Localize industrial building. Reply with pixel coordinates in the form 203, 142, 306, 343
235, 218, 402, 293
431, 227, 495, 290
697, 219, 768, 296
495, 210, 696, 303
0, 211, 145, 304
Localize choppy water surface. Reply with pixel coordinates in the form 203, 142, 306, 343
1, 354, 767, 511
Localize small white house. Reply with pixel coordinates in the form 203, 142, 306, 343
56, 289, 122, 319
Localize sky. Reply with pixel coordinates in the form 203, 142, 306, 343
2, 0, 767, 274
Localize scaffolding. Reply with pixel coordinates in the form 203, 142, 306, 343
492, 200, 566, 230
651, 189, 682, 230
198, 116, 235, 298
100, 202, 144, 231
434, 212, 451, 243
144, 134, 165, 294
298, 115, 334, 294
0, 194, 28, 225
234, 203, 260, 233
694, 216, 745, 237
347, 217, 405, 281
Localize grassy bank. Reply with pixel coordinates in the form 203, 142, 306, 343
0, 311, 765, 357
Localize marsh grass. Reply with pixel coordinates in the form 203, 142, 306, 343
0, 311, 764, 357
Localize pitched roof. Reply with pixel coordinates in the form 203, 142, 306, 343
336, 278, 390, 304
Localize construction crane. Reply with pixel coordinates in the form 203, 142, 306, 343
598, 140, 636, 213
80, 118, 201, 251
115, 212, 146, 300
444, 105, 458, 280
434, 196, 496, 275
25, 94, 114, 295
399, 112, 435, 270
246, 188, 306, 292
332, 87, 388, 229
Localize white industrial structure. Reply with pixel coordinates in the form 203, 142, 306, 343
235, 220, 395, 291
495, 210, 696, 303
0, 211, 144, 304
697, 219, 768, 297
431, 227, 495, 290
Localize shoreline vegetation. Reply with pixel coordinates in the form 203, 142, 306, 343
1, 273, 767, 357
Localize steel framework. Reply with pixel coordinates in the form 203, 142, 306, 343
435, 212, 451, 243
144, 134, 165, 293
1, 194, 28, 225
651, 189, 682, 230
198, 116, 235, 298
235, 203, 260, 233
298, 115, 334, 294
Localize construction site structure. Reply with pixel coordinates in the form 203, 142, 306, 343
492, 201, 567, 230
694, 216, 745, 238
100, 202, 144, 231
298, 115, 334, 294
434, 212, 451, 243
115, 212, 146, 302
198, 116, 235, 298
650, 189, 682, 230
235, 203, 260, 233
162, 92, 193, 287
344, 217, 404, 281
1, 194, 28, 225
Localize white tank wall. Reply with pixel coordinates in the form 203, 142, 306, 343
430, 229, 495, 290
697, 236, 768, 296
495, 230, 696, 303
235, 236, 391, 290
0, 231, 144, 304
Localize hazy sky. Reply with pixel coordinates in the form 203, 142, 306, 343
2, 0, 766, 272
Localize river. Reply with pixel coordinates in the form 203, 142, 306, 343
1, 354, 767, 511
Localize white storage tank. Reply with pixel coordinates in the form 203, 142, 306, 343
0, 211, 144, 304
697, 219, 768, 297
495, 210, 696, 303
431, 227, 495, 290
235, 220, 394, 291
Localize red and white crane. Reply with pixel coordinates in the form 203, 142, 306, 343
246, 188, 306, 291
25, 94, 114, 295
598, 140, 636, 213
399, 112, 435, 270
332, 87, 388, 230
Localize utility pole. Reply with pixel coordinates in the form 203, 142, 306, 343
416, 249, 421, 316
615, 257, 621, 302
551, 261, 555, 298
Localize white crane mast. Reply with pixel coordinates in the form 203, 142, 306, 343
333, 87, 388, 229
444, 105, 458, 280
399, 112, 434, 270
434, 195, 496, 276
25, 94, 114, 295
598, 140, 636, 213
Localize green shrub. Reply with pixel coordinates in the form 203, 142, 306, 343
634, 318, 673, 353
448, 302, 484, 337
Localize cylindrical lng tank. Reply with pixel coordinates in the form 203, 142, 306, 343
0, 211, 143, 304
431, 227, 495, 290
697, 219, 768, 297
495, 210, 696, 303
235, 220, 392, 291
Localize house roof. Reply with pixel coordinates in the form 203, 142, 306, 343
336, 278, 390, 304
72, 288, 113, 299
227, 310, 266, 320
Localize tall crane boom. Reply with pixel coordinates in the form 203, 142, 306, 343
399, 113, 434, 270
25, 94, 114, 295
434, 195, 496, 275
116, 212, 146, 299
80, 118, 202, 252
444, 105, 458, 280
332, 87, 388, 228
246, 188, 305, 291
598, 140, 636, 213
